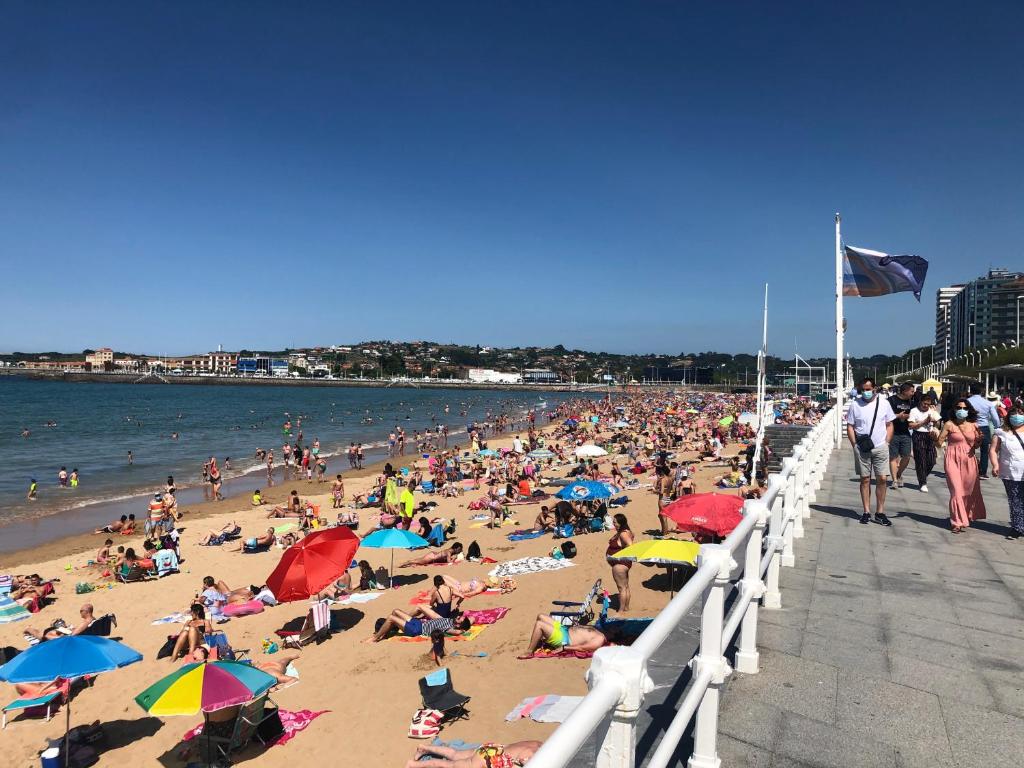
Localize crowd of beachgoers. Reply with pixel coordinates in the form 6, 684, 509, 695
0, 388, 827, 767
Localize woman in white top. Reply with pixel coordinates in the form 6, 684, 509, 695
908, 393, 941, 492
989, 404, 1024, 540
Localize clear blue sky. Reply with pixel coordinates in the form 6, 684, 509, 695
2, 2, 1021, 358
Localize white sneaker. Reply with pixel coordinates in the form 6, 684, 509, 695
920, 484, 928, 493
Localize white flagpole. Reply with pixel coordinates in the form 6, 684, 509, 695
752, 284, 769, 483
835, 213, 845, 447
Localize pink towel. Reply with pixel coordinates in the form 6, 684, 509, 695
463, 607, 510, 625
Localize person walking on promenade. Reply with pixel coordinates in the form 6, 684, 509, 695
846, 377, 895, 526
888, 382, 916, 488
989, 403, 1024, 540
967, 383, 1000, 478
935, 398, 986, 533
908, 392, 941, 492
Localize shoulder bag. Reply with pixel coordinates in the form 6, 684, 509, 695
855, 398, 880, 453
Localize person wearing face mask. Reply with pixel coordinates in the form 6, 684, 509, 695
989, 405, 1024, 540
887, 382, 917, 489
845, 377, 896, 526
935, 398, 986, 533
908, 393, 941, 492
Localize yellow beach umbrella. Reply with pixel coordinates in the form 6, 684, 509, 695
615, 539, 700, 598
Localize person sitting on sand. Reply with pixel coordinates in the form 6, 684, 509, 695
94, 515, 128, 535
399, 542, 463, 568
251, 489, 265, 506
24, 604, 104, 641
198, 576, 253, 621
267, 490, 303, 518
121, 514, 137, 535
531, 505, 556, 532
169, 604, 214, 662
411, 515, 433, 539
517, 614, 613, 658
10, 575, 50, 605
95, 539, 114, 564
425, 575, 462, 618
197, 522, 242, 546
255, 651, 301, 689
406, 741, 542, 768
367, 609, 471, 642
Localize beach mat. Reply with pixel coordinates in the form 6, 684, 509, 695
462, 607, 509, 625
506, 694, 583, 723
488, 556, 575, 578
522, 648, 597, 660
386, 624, 487, 643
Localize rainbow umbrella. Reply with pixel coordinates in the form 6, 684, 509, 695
136, 660, 277, 766
135, 660, 277, 716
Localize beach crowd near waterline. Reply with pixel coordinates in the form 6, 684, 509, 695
0, 389, 828, 767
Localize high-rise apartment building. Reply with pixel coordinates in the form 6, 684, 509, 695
937, 270, 1024, 361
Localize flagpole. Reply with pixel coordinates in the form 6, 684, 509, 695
835, 212, 844, 447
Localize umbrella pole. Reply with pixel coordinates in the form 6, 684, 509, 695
206, 711, 213, 768
64, 699, 70, 768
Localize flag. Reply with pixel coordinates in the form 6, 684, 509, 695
842, 245, 928, 301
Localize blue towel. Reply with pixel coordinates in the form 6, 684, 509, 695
424, 668, 449, 687
508, 531, 545, 541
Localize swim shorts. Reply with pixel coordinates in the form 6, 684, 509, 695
405, 618, 424, 636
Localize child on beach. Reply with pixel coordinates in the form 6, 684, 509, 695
332, 474, 345, 507
27, 479, 37, 500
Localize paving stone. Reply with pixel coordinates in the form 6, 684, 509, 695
882, 611, 967, 647
801, 630, 890, 680
888, 652, 997, 708
773, 712, 896, 768
941, 699, 1024, 768
804, 610, 886, 647
835, 671, 951, 758
985, 675, 1024, 719
715, 734, 773, 768
718, 695, 783, 751
887, 632, 979, 674
757, 621, 805, 656
724, 649, 838, 726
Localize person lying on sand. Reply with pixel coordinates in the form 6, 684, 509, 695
199, 576, 255, 611
197, 522, 241, 546
440, 575, 488, 599
517, 614, 612, 659
232, 528, 275, 552
399, 542, 463, 568
169, 604, 214, 662
405, 741, 542, 768
13, 678, 65, 701
94, 515, 128, 535
366, 609, 471, 643
255, 651, 300, 688
10, 575, 50, 605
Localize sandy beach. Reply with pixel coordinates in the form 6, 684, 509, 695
0, 405, 744, 768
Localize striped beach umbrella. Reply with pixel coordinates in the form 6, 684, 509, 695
0, 595, 31, 624
135, 660, 277, 716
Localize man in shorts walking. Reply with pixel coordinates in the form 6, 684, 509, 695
888, 382, 916, 488
846, 377, 895, 526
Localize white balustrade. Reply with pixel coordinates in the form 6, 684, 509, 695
526, 405, 839, 768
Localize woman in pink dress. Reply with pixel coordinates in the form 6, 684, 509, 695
936, 398, 987, 533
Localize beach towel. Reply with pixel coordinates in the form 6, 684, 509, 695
386, 624, 487, 643
151, 612, 189, 626
505, 695, 583, 723
330, 592, 382, 605
522, 648, 598, 660
184, 708, 327, 748
488, 557, 575, 579
507, 531, 546, 541
462, 607, 509, 625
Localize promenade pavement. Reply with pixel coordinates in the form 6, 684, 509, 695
718, 443, 1024, 768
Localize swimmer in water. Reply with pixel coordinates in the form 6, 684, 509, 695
27, 479, 38, 500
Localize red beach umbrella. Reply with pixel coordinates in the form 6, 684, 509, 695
266, 527, 359, 603
659, 493, 744, 538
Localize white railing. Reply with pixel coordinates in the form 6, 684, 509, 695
527, 406, 839, 768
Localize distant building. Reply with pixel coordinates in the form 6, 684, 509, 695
467, 368, 522, 384
523, 368, 559, 383
939, 270, 1024, 359
85, 348, 114, 368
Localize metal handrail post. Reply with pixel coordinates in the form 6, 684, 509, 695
781, 457, 797, 567
762, 474, 785, 609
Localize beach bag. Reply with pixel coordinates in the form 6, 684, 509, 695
560, 541, 578, 559
156, 635, 177, 659
375, 566, 390, 586
466, 540, 482, 560
555, 523, 574, 539
256, 705, 285, 745
408, 708, 442, 739
588, 518, 605, 533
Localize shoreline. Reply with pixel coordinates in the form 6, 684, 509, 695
0, 368, 614, 392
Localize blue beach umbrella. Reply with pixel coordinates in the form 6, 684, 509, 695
360, 528, 430, 587
0, 635, 142, 767
556, 481, 613, 501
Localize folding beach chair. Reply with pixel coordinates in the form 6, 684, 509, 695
418, 668, 470, 724
208, 694, 276, 760
204, 630, 248, 661
275, 599, 331, 648
551, 579, 603, 626
2, 679, 68, 729
79, 614, 116, 637
420, 480, 435, 494
0, 575, 12, 597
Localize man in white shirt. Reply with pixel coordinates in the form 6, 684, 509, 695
967, 383, 1000, 478
845, 377, 895, 526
